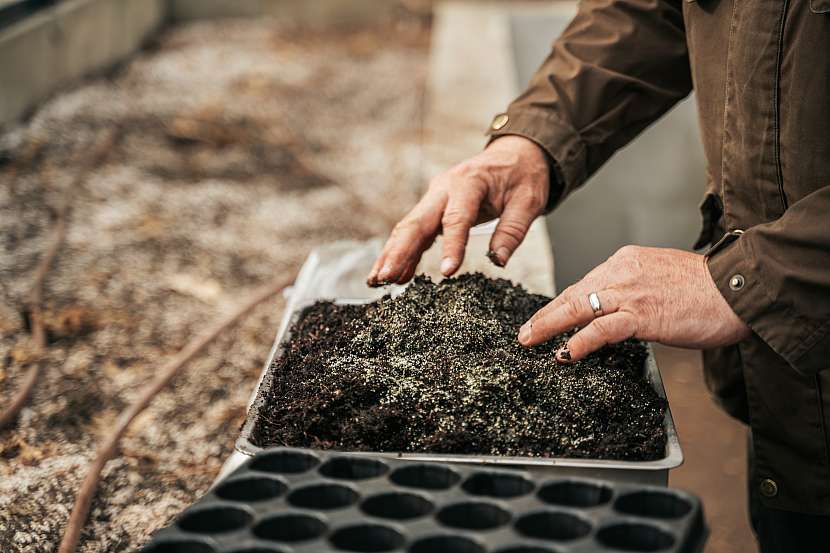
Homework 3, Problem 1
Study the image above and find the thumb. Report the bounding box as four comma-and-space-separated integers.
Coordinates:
488, 200, 536, 267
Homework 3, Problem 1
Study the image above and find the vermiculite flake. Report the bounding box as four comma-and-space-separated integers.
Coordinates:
250, 273, 667, 461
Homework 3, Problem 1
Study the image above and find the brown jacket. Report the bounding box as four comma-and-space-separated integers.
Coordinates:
489, 0, 830, 513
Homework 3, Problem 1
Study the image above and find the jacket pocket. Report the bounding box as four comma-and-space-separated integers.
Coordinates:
812, 0, 830, 13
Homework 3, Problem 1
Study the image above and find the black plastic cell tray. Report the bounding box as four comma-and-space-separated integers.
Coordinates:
141, 447, 706, 553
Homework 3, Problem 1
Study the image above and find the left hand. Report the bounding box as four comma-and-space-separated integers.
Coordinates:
518, 245, 751, 361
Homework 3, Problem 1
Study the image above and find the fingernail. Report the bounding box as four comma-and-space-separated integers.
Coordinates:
518, 323, 532, 344
378, 263, 392, 281
556, 347, 572, 362
496, 247, 510, 266
486, 250, 504, 267
440, 257, 456, 275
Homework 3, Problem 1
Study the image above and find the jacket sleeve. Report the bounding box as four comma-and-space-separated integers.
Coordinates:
487, 0, 693, 207
707, 187, 830, 375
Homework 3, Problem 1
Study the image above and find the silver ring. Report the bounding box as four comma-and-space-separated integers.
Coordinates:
588, 292, 604, 317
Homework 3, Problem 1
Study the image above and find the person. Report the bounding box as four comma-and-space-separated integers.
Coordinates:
366, 0, 830, 551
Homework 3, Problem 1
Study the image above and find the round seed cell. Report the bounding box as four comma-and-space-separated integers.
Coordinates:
141, 540, 216, 553
329, 524, 405, 552
596, 522, 676, 551
361, 491, 434, 520
389, 464, 460, 490
177, 506, 253, 534
436, 501, 511, 530
515, 511, 592, 541
461, 472, 534, 499
538, 480, 613, 508
409, 536, 485, 553
288, 483, 359, 510
318, 457, 389, 480
253, 513, 327, 542
614, 490, 693, 519
249, 450, 319, 474
215, 476, 287, 502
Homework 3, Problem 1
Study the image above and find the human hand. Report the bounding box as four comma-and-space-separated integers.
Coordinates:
367, 135, 550, 286
518, 245, 751, 361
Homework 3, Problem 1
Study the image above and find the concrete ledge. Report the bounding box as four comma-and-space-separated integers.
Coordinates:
0, 0, 166, 128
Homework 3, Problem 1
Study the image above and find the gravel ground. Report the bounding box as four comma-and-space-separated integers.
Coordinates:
0, 14, 428, 552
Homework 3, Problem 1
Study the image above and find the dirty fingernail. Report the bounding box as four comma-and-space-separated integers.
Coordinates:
440, 257, 456, 275
496, 247, 510, 266
518, 323, 531, 344
486, 250, 504, 267
556, 347, 572, 362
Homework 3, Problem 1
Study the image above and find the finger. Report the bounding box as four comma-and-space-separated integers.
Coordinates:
518, 289, 620, 347
487, 198, 537, 267
368, 226, 431, 286
367, 192, 446, 286
369, 222, 436, 286
367, 250, 387, 284
555, 311, 638, 362
396, 258, 418, 284
440, 183, 486, 276
526, 260, 616, 326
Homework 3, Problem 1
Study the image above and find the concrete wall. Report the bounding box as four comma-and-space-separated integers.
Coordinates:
168, 0, 399, 26
0, 0, 166, 128
510, 7, 707, 288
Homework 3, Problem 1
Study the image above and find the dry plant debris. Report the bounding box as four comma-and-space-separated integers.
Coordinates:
251, 274, 668, 461
0, 14, 428, 553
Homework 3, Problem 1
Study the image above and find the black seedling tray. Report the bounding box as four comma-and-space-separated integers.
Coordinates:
141, 447, 706, 553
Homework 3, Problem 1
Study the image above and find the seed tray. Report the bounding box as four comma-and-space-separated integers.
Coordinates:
235, 242, 683, 486
142, 447, 705, 553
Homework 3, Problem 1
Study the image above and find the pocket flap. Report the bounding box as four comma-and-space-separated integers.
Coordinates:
811, 0, 830, 13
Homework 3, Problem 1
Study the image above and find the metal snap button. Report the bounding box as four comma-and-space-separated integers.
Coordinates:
491, 113, 509, 131
729, 274, 745, 291
760, 478, 778, 498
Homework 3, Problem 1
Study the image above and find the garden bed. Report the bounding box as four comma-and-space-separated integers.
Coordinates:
0, 14, 428, 552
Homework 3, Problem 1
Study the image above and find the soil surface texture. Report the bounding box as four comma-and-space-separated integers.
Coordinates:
251, 274, 667, 460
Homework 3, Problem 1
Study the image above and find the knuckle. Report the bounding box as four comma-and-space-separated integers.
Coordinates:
621, 312, 640, 339
614, 245, 643, 273
614, 244, 638, 259
392, 219, 418, 237
521, 187, 547, 212
629, 296, 648, 316
442, 208, 473, 229
592, 318, 614, 340
449, 160, 477, 179
564, 300, 583, 321
560, 284, 578, 302
496, 219, 526, 244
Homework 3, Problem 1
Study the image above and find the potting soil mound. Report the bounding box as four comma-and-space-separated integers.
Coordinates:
250, 273, 667, 460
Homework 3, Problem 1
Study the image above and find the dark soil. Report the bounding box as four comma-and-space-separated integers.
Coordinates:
250, 273, 667, 461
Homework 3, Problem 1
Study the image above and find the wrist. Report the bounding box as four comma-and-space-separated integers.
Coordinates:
487, 135, 546, 165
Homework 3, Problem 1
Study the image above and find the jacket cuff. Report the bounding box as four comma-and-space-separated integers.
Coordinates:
707, 234, 830, 375
486, 107, 587, 211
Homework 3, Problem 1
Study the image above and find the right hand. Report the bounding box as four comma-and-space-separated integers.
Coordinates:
367, 135, 551, 286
